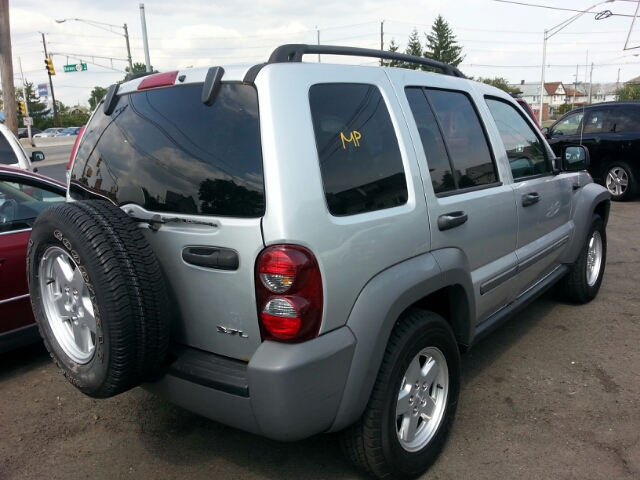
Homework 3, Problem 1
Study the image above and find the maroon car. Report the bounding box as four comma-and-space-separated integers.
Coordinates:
0, 166, 66, 352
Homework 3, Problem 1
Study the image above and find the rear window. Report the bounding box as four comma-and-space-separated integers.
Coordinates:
70, 83, 264, 218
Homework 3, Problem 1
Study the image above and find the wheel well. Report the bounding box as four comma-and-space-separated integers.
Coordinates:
594, 200, 611, 226
409, 284, 471, 347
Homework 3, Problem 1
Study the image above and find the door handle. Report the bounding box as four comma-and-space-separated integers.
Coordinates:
522, 192, 540, 207
182, 247, 239, 270
437, 211, 468, 231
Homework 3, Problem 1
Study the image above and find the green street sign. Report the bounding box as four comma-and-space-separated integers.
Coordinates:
63, 63, 88, 73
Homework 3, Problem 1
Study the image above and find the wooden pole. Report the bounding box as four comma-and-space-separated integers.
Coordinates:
0, 0, 18, 134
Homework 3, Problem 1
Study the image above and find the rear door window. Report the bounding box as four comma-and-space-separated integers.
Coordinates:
406, 87, 498, 193
309, 83, 407, 216
70, 83, 264, 218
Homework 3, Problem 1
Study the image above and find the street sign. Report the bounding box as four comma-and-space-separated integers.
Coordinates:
63, 63, 88, 73
23, 116, 33, 126
37, 83, 48, 97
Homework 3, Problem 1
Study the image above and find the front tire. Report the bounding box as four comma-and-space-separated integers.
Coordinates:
340, 309, 460, 479
28, 200, 170, 398
558, 214, 607, 304
604, 161, 639, 201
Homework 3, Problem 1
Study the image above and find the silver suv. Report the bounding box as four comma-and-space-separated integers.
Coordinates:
27, 45, 610, 479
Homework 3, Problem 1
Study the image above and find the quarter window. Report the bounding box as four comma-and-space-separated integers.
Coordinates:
406, 87, 498, 193
485, 98, 550, 180
309, 83, 407, 216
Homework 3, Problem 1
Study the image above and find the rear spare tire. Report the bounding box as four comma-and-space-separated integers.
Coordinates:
27, 200, 169, 398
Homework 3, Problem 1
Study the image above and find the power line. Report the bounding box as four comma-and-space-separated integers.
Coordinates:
490, 0, 635, 17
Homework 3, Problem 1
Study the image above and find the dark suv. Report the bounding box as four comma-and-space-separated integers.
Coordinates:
545, 101, 640, 201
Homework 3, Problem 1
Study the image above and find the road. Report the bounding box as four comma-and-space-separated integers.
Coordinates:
1, 200, 638, 480
27, 144, 72, 183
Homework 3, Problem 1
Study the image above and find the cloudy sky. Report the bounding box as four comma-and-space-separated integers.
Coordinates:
9, 0, 640, 107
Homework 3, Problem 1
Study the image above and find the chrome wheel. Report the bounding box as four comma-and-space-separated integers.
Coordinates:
605, 166, 628, 197
396, 346, 449, 452
38, 246, 96, 364
586, 230, 603, 287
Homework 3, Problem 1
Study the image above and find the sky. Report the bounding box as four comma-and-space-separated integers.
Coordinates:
8, 0, 640, 107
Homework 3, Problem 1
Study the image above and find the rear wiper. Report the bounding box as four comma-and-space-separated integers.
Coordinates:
132, 214, 218, 231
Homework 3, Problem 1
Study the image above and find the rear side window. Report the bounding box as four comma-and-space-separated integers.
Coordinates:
309, 83, 407, 216
406, 87, 498, 193
70, 83, 264, 217
0, 134, 16, 165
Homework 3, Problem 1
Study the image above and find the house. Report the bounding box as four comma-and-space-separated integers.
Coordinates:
509, 81, 568, 121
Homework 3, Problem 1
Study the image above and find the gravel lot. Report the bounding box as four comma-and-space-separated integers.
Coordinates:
1, 200, 638, 480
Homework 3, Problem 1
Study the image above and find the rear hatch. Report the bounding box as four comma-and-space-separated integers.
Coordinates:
68, 79, 266, 361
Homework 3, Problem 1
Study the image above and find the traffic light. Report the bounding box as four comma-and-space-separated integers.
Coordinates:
18, 101, 26, 116
44, 57, 55, 75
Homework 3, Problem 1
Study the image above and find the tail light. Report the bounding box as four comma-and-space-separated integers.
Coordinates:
255, 245, 323, 342
66, 125, 86, 182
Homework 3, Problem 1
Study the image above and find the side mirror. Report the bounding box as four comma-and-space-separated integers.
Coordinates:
561, 145, 590, 171
31, 151, 45, 162
542, 127, 549, 135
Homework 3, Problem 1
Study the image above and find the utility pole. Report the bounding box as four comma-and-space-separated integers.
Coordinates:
380, 21, 384, 66
123, 23, 133, 74
589, 62, 594, 104
0, 0, 18, 134
316, 26, 320, 63
42, 33, 60, 127
572, 65, 578, 108
139, 3, 151, 72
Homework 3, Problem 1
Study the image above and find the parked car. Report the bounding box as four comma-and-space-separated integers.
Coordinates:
33, 127, 65, 138
0, 123, 45, 170
545, 101, 640, 201
17, 128, 43, 138
54, 127, 82, 137
28, 45, 610, 479
0, 166, 66, 352
511, 94, 542, 131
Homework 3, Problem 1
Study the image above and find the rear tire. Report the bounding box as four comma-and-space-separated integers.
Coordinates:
604, 161, 639, 201
28, 200, 170, 398
340, 309, 460, 479
558, 214, 606, 304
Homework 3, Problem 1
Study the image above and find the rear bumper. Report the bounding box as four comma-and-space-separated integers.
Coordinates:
142, 326, 356, 441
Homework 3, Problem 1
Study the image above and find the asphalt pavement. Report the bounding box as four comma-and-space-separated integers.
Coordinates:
0, 199, 638, 479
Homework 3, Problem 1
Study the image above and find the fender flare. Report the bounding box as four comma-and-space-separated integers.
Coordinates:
329, 249, 474, 432
561, 183, 610, 265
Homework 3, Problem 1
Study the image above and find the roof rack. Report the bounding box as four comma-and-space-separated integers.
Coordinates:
267, 44, 466, 78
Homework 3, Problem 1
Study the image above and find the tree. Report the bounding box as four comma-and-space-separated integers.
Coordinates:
615, 84, 640, 101
88, 86, 108, 110
424, 15, 465, 70
556, 103, 573, 115
121, 62, 155, 83
16, 81, 50, 128
476, 77, 520, 94
382, 38, 403, 67
403, 29, 423, 70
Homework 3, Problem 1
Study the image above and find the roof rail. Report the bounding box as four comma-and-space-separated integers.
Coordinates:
268, 44, 466, 78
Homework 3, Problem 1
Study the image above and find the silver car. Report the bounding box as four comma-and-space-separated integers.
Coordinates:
27, 44, 610, 479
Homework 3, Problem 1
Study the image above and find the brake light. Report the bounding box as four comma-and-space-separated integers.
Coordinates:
66, 125, 86, 172
255, 245, 323, 342
137, 71, 179, 90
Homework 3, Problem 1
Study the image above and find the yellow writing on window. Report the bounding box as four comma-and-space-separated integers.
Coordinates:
340, 130, 362, 149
